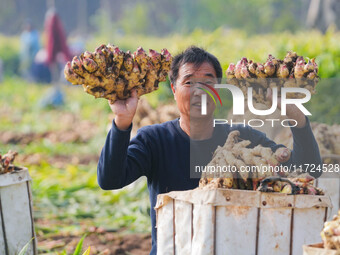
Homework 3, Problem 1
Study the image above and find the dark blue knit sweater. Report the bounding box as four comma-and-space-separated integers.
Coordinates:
97, 117, 321, 255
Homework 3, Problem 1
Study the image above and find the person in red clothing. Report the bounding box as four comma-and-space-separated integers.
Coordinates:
44, 7, 71, 71
39, 7, 72, 107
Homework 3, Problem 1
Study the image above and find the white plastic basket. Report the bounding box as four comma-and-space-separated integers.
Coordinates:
0, 167, 37, 255
156, 188, 332, 255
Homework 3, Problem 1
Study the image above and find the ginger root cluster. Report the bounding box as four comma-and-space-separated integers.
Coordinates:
321, 211, 340, 250
199, 131, 324, 195
64, 44, 172, 103
226, 51, 319, 105
0, 150, 18, 174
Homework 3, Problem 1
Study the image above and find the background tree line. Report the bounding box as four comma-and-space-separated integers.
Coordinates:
0, 0, 339, 36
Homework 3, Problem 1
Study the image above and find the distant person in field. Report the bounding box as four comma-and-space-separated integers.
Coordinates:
39, 7, 71, 107
19, 19, 40, 80
31, 49, 52, 84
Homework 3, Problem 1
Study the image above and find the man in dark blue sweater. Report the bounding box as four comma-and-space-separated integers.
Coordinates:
97, 46, 322, 255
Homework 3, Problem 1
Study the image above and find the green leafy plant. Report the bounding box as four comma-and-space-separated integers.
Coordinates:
17, 236, 91, 255
57, 235, 90, 255
72, 235, 88, 255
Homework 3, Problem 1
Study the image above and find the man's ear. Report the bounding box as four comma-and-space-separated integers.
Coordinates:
170, 83, 176, 100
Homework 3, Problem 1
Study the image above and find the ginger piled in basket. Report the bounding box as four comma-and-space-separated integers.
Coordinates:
0, 150, 18, 174
199, 131, 324, 195
321, 211, 340, 250
226, 51, 319, 105
64, 44, 172, 103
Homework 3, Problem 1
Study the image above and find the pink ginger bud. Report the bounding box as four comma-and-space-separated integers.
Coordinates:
264, 60, 275, 76
4, 158, 10, 166
71, 56, 82, 71
64, 62, 74, 75
241, 65, 250, 79
161, 48, 172, 61
257, 63, 264, 72
286, 51, 297, 59
296, 56, 305, 64
304, 60, 314, 72
241, 57, 248, 64
227, 63, 235, 73
226, 63, 235, 79
248, 62, 257, 75
235, 60, 242, 79
294, 61, 305, 78
284, 51, 297, 64
95, 48, 105, 57
101, 47, 110, 57
311, 58, 318, 72
106, 43, 115, 52
83, 58, 98, 73
95, 44, 106, 52
277, 64, 289, 78
83, 51, 93, 59
134, 47, 146, 59
307, 71, 317, 80
149, 49, 161, 61
112, 46, 122, 56
256, 63, 267, 78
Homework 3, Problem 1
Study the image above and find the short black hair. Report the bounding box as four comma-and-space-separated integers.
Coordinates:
169, 46, 222, 85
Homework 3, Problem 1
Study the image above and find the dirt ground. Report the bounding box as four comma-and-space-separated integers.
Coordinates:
38, 230, 152, 255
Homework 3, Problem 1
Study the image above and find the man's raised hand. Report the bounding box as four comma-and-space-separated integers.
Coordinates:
109, 89, 139, 130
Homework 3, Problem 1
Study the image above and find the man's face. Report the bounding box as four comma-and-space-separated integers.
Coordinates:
171, 62, 217, 120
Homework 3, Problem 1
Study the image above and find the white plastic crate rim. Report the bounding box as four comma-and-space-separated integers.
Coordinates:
155, 188, 332, 255
303, 243, 340, 255
0, 168, 37, 255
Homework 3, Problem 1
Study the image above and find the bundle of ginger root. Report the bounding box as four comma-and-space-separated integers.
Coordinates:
321, 211, 340, 250
64, 44, 172, 103
0, 150, 18, 174
226, 51, 319, 105
199, 130, 324, 195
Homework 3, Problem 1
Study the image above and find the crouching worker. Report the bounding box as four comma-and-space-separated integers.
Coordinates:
97, 46, 322, 255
